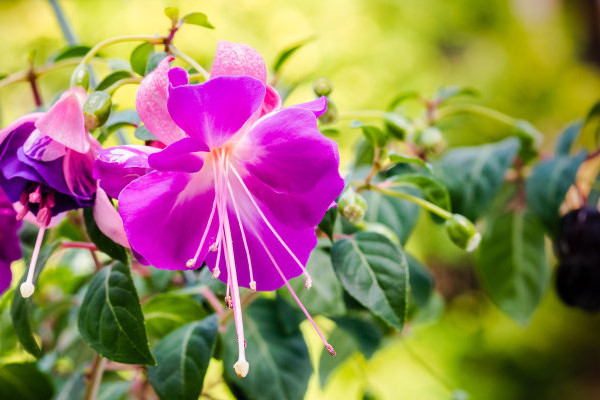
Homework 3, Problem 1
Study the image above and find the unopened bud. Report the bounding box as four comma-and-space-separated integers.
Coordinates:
445, 214, 480, 252
70, 65, 89, 90
338, 188, 367, 223
414, 126, 446, 152
83, 91, 112, 131
313, 77, 333, 97
318, 101, 338, 125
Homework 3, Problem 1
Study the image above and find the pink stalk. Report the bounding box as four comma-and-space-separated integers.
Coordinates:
20, 226, 46, 298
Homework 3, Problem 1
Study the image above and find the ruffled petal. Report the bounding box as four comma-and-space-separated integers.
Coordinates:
135, 56, 186, 145
233, 107, 344, 228
148, 137, 207, 172
167, 76, 265, 149
23, 129, 66, 161
292, 96, 328, 118
118, 168, 219, 269
210, 41, 267, 84
94, 145, 160, 199
93, 187, 129, 248
35, 87, 90, 153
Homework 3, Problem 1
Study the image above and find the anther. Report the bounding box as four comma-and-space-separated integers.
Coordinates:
325, 344, 336, 356
234, 360, 249, 378
36, 206, 51, 227
209, 242, 218, 251
225, 295, 233, 309
186, 259, 196, 269
249, 281, 256, 292
16, 205, 29, 220
212, 266, 220, 279
305, 276, 312, 290
29, 186, 42, 203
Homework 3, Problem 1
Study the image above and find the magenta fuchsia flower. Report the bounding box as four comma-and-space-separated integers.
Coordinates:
0, 187, 21, 293
0, 87, 98, 297
94, 41, 344, 377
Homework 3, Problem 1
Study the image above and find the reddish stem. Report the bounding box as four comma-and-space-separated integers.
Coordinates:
28, 71, 42, 107
62, 242, 98, 251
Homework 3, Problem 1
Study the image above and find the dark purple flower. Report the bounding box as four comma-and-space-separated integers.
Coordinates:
0, 187, 21, 293
95, 42, 344, 376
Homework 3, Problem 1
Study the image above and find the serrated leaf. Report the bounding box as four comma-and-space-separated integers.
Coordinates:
0, 363, 54, 400
223, 298, 312, 400
406, 253, 434, 308
526, 152, 586, 235
50, 45, 91, 62
389, 154, 432, 172
164, 7, 179, 22
95, 70, 133, 91
148, 316, 218, 400
11, 240, 61, 358
391, 173, 451, 211
83, 207, 128, 264
181, 12, 214, 29
273, 38, 312, 73
555, 120, 583, 156
436, 137, 520, 220
477, 210, 549, 324
130, 42, 154, 76
351, 121, 389, 147
143, 293, 207, 339
145, 51, 167, 75
78, 262, 155, 365
134, 124, 158, 141
331, 232, 409, 330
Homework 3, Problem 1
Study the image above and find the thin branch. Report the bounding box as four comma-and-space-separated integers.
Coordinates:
84, 355, 107, 400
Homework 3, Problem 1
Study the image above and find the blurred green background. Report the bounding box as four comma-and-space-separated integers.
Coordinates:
1, 0, 600, 399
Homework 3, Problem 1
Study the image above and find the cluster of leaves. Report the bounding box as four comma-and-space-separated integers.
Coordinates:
1, 6, 600, 400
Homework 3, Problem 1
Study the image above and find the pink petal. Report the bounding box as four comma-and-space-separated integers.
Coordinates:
23, 129, 66, 161
93, 187, 130, 248
135, 57, 186, 145
260, 85, 282, 117
210, 41, 267, 84
62, 138, 99, 200
292, 96, 328, 118
0, 113, 44, 145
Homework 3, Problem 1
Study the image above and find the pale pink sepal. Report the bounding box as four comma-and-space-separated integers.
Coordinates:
135, 56, 186, 145
0, 113, 44, 145
63, 137, 100, 199
93, 187, 130, 248
23, 129, 67, 161
35, 87, 90, 154
210, 41, 267, 84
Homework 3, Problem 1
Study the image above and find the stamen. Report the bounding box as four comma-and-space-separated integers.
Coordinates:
229, 164, 313, 287
188, 193, 219, 269
254, 233, 335, 355
29, 185, 42, 203
20, 226, 46, 298
16, 205, 29, 221
225, 295, 233, 309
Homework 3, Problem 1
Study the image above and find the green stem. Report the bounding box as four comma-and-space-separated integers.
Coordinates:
104, 77, 142, 95
47, 0, 78, 45
436, 104, 516, 126
338, 110, 387, 120
78, 35, 167, 67
363, 183, 453, 220
169, 45, 210, 80
0, 57, 86, 89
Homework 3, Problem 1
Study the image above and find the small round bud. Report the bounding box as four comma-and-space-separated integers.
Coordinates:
318, 101, 338, 125
20, 281, 35, 298
414, 127, 446, 152
313, 77, 333, 97
83, 91, 112, 131
338, 188, 367, 224
70, 65, 89, 90
445, 214, 480, 252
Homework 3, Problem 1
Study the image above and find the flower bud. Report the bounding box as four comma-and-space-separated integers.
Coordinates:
70, 65, 89, 90
319, 101, 338, 125
445, 214, 480, 252
83, 91, 112, 131
338, 188, 367, 223
313, 77, 333, 97
414, 126, 446, 152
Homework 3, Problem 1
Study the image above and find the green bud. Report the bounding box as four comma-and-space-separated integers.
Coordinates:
83, 91, 112, 131
313, 77, 333, 97
319, 101, 338, 125
414, 126, 446, 152
445, 214, 480, 252
338, 188, 367, 223
70, 65, 89, 90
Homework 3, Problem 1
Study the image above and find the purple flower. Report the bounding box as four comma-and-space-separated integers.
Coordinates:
95, 42, 344, 376
0, 87, 99, 297
0, 187, 21, 294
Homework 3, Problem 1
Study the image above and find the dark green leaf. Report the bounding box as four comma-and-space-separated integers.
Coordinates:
273, 38, 312, 73
11, 241, 62, 358
318, 207, 337, 241
526, 152, 586, 235
389, 154, 432, 172
477, 210, 549, 324
436, 137, 520, 220
78, 262, 155, 365
514, 119, 542, 163
134, 124, 158, 141
148, 316, 218, 400
383, 112, 410, 140
331, 232, 409, 330
105, 109, 140, 132
555, 120, 583, 156
181, 12, 214, 29
142, 293, 207, 339
0, 363, 54, 400
95, 70, 133, 91
223, 298, 312, 400
391, 173, 451, 211
50, 45, 91, 62
83, 207, 128, 264
435, 85, 479, 104
130, 42, 154, 76
351, 121, 389, 147
145, 51, 168, 75
406, 253, 434, 308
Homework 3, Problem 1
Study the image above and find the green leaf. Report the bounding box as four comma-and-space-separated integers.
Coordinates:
145, 51, 168, 75
351, 121, 389, 147
387, 91, 419, 110
406, 253, 434, 308
477, 210, 549, 324
389, 154, 432, 172
280, 248, 346, 316
273, 38, 312, 73
436, 137, 520, 220
134, 124, 158, 141
95, 70, 133, 91
164, 7, 179, 22
148, 316, 218, 400
104, 109, 140, 132
391, 173, 451, 211
514, 119, 542, 163
83, 207, 128, 264
331, 232, 409, 330
0, 363, 54, 399
318, 207, 337, 241
526, 152, 586, 235
435, 85, 479, 104
142, 293, 207, 339
383, 112, 411, 140
181, 12, 214, 29
78, 262, 155, 365
318, 327, 356, 387
11, 240, 62, 358
555, 120, 583, 156
50, 45, 92, 62
130, 42, 154, 76
223, 298, 312, 400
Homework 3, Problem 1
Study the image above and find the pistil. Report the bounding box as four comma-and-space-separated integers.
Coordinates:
20, 226, 46, 298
